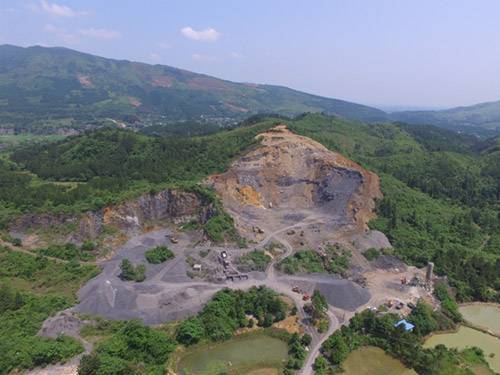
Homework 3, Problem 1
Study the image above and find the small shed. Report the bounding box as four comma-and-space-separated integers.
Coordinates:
193, 264, 202, 271
394, 319, 415, 332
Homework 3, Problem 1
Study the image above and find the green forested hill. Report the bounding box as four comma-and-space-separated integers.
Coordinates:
2, 114, 498, 302
0, 45, 386, 133
391, 101, 500, 136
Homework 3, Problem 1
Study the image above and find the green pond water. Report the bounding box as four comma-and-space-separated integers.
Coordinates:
424, 326, 500, 373
176, 335, 288, 375
342, 346, 416, 375
460, 304, 500, 334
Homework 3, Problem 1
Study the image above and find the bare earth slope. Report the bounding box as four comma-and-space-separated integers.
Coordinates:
210, 124, 382, 241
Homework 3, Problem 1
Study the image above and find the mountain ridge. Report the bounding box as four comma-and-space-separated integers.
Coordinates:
391, 99, 500, 136
0, 44, 387, 133
2, 44, 500, 136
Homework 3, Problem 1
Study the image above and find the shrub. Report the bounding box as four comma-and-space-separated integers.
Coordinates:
119, 259, 146, 282
176, 317, 204, 346
80, 320, 176, 374
11, 238, 22, 247
237, 250, 271, 272
145, 246, 174, 264
363, 248, 381, 261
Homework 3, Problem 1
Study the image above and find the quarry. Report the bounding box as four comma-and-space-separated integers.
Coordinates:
19, 125, 437, 375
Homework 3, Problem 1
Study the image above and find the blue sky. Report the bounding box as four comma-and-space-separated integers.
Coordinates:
1, 0, 499, 108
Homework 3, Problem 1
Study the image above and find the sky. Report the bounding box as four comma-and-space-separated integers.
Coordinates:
1, 0, 500, 109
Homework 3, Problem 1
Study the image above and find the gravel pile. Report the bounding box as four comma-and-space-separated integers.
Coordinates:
316, 279, 371, 311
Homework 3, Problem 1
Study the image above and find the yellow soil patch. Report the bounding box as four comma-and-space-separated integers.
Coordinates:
236, 185, 263, 207
264, 250, 274, 259
280, 295, 295, 308
273, 315, 302, 334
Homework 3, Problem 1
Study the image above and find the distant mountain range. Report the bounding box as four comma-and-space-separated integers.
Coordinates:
0, 44, 386, 133
390, 101, 500, 136
0, 44, 499, 136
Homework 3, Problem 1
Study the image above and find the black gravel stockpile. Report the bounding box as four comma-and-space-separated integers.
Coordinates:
316, 279, 371, 311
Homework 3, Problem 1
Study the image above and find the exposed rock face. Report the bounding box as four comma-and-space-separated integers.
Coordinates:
97, 189, 212, 231
11, 189, 214, 242
210, 125, 382, 238
350, 230, 392, 251
38, 309, 87, 340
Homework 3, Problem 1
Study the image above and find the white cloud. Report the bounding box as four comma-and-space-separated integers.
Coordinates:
148, 52, 161, 62
229, 51, 243, 59
44, 24, 121, 43
157, 42, 172, 49
39, 0, 86, 17
44, 23, 78, 43
181, 26, 220, 41
192, 53, 218, 62
79, 28, 121, 39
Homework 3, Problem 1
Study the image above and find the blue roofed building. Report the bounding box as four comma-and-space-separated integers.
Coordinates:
394, 319, 415, 332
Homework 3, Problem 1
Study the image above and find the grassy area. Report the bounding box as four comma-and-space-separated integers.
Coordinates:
341, 346, 416, 375
237, 250, 271, 272
79, 320, 176, 375
0, 246, 99, 373
278, 250, 324, 274
145, 245, 174, 264
278, 245, 351, 276
33, 242, 96, 261
0, 285, 84, 374
0, 246, 100, 302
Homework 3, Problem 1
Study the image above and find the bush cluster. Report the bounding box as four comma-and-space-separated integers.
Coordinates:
145, 246, 174, 264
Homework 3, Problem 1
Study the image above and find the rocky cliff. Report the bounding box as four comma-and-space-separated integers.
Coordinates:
11, 188, 214, 243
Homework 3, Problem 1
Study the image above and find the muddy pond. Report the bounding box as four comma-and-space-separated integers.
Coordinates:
341, 346, 416, 375
423, 304, 500, 373
460, 304, 500, 334
175, 334, 288, 375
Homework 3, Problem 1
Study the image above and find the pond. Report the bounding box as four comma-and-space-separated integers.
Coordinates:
342, 346, 416, 375
424, 326, 500, 373
460, 304, 500, 334
175, 334, 288, 375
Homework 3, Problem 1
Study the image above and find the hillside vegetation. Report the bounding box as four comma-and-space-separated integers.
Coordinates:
2, 114, 499, 303
0, 44, 386, 133
0, 245, 99, 373
392, 101, 500, 136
